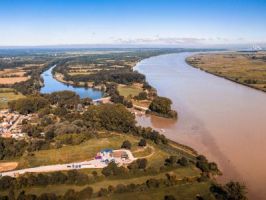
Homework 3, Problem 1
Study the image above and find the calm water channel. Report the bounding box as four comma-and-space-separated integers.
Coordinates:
40, 66, 103, 99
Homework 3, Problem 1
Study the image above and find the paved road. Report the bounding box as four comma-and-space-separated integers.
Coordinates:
1, 160, 106, 177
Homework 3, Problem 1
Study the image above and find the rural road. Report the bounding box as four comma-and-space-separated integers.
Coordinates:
1, 160, 106, 177
1, 149, 135, 177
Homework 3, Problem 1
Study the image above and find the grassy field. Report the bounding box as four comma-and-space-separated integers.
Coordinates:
187, 52, 266, 92
117, 84, 142, 97
8, 166, 202, 198
0, 131, 212, 199
0, 88, 25, 109
16, 133, 176, 170
94, 182, 215, 200
17, 134, 140, 169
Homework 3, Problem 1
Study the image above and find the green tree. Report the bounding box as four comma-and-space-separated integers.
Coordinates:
178, 157, 189, 166
121, 140, 132, 149
9, 96, 49, 114
149, 96, 172, 114
138, 139, 147, 147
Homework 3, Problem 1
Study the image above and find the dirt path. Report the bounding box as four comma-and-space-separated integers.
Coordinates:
133, 145, 155, 159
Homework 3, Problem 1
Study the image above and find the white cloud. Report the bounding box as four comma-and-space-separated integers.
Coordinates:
112, 36, 257, 45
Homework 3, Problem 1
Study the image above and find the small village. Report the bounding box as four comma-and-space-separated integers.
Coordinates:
0, 110, 33, 139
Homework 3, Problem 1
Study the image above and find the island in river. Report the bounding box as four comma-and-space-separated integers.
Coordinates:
186, 52, 266, 92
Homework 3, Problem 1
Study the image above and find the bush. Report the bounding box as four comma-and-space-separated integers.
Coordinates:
138, 139, 147, 147
137, 159, 147, 169
178, 157, 189, 166
102, 162, 127, 177
165, 156, 178, 166
128, 159, 148, 170
134, 91, 147, 100
164, 195, 176, 200
121, 140, 132, 149
210, 181, 247, 200
78, 186, 93, 199
196, 155, 219, 173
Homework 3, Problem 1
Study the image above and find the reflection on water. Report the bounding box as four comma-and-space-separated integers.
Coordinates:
135, 53, 266, 200
40, 66, 103, 99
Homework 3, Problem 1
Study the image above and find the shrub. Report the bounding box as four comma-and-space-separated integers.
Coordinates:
138, 139, 147, 147
164, 195, 176, 200
128, 159, 148, 170
102, 162, 127, 177
121, 140, 132, 149
178, 157, 189, 166
134, 91, 147, 100
165, 156, 178, 166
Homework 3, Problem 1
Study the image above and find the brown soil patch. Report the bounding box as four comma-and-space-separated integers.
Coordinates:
0, 162, 18, 172
0, 76, 29, 84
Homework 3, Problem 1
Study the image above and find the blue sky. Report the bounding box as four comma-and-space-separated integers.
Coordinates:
0, 0, 266, 46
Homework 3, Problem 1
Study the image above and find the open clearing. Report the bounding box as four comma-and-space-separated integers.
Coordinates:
16, 134, 141, 169
187, 52, 266, 92
118, 84, 142, 97
0, 88, 25, 109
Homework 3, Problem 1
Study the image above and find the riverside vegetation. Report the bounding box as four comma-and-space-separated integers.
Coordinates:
0, 49, 247, 200
186, 51, 266, 92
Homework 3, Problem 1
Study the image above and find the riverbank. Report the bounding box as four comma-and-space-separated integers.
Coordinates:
186, 52, 266, 93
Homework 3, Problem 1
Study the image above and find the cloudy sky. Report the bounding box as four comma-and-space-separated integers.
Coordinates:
0, 0, 266, 47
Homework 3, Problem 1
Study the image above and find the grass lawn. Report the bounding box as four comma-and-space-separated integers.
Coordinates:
94, 182, 215, 200
17, 134, 140, 169
0, 132, 207, 199
187, 52, 266, 92
132, 99, 151, 108
117, 84, 142, 97
0, 88, 25, 109
13, 166, 201, 197
132, 146, 153, 158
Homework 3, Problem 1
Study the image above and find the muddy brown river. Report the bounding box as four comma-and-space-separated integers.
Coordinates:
134, 52, 266, 200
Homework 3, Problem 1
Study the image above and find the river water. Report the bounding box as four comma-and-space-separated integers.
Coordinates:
40, 66, 103, 99
135, 52, 266, 200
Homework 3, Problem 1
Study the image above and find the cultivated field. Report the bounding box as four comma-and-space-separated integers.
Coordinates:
187, 52, 266, 92
0, 68, 30, 84
0, 88, 25, 109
